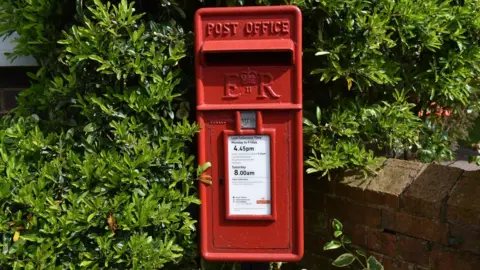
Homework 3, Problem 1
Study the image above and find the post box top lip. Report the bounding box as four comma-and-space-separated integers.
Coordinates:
194, 5, 303, 107
194, 6, 302, 51
194, 5, 301, 19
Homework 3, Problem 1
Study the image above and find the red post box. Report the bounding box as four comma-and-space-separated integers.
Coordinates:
195, 6, 303, 262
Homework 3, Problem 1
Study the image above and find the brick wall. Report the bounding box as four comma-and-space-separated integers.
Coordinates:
294, 159, 480, 270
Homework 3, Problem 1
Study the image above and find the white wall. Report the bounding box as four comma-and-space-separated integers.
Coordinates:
0, 33, 37, 66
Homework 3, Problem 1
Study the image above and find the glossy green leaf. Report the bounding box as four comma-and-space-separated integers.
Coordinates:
87, 213, 95, 223
332, 253, 356, 267
83, 123, 97, 133
367, 256, 384, 270
316, 107, 321, 122
200, 162, 212, 172
356, 247, 367, 259
332, 219, 343, 231
79, 261, 93, 267
341, 235, 352, 244
323, 240, 342, 251
303, 118, 315, 127
88, 55, 103, 63
315, 51, 330, 56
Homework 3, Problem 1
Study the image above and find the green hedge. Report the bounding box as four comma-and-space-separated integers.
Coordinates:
0, 0, 205, 268
301, 0, 480, 176
1, 0, 479, 269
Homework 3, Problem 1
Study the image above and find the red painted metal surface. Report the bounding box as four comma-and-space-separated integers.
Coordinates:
195, 6, 303, 262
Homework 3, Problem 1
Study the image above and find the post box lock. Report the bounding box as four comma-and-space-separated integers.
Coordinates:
240, 111, 256, 129
195, 6, 303, 262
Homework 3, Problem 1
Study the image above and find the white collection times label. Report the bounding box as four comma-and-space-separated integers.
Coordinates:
227, 135, 271, 216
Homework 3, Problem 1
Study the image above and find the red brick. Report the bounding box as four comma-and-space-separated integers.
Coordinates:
304, 172, 331, 192
342, 223, 366, 247
332, 159, 424, 207
365, 228, 396, 256
396, 235, 430, 267
304, 210, 329, 236
402, 164, 462, 219
370, 252, 416, 270
430, 247, 480, 270
461, 170, 480, 179
304, 189, 326, 212
446, 173, 480, 226
326, 195, 381, 227
365, 159, 424, 209
449, 224, 480, 255
332, 170, 369, 203
382, 209, 449, 244
304, 232, 329, 256
319, 222, 366, 261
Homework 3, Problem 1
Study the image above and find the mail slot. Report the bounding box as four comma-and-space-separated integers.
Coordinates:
195, 6, 303, 262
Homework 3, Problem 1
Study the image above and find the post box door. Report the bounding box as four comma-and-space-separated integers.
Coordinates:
202, 110, 296, 249
195, 6, 303, 262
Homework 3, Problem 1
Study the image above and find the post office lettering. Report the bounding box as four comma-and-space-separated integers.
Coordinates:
245, 21, 289, 35
206, 22, 239, 36
206, 21, 289, 37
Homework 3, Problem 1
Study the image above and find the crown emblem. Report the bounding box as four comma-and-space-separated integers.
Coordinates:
240, 72, 258, 86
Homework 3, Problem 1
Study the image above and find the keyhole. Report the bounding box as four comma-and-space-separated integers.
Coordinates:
219, 177, 224, 185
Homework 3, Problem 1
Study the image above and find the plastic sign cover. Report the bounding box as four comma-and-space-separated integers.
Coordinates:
227, 135, 271, 216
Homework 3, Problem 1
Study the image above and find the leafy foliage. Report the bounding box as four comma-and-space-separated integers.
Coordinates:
2, 0, 480, 268
0, 0, 205, 268
199, 0, 480, 178
304, 90, 419, 179
300, 0, 480, 175
324, 219, 384, 270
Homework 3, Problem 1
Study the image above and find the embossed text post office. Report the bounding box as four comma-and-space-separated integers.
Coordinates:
195, 6, 303, 262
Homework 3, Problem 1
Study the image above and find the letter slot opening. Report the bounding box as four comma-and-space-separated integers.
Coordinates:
203, 51, 293, 66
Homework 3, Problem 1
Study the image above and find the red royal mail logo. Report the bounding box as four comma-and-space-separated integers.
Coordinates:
224, 71, 281, 100
240, 72, 258, 86
256, 198, 271, 204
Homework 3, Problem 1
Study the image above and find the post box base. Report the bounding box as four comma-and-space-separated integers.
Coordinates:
201, 251, 303, 262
